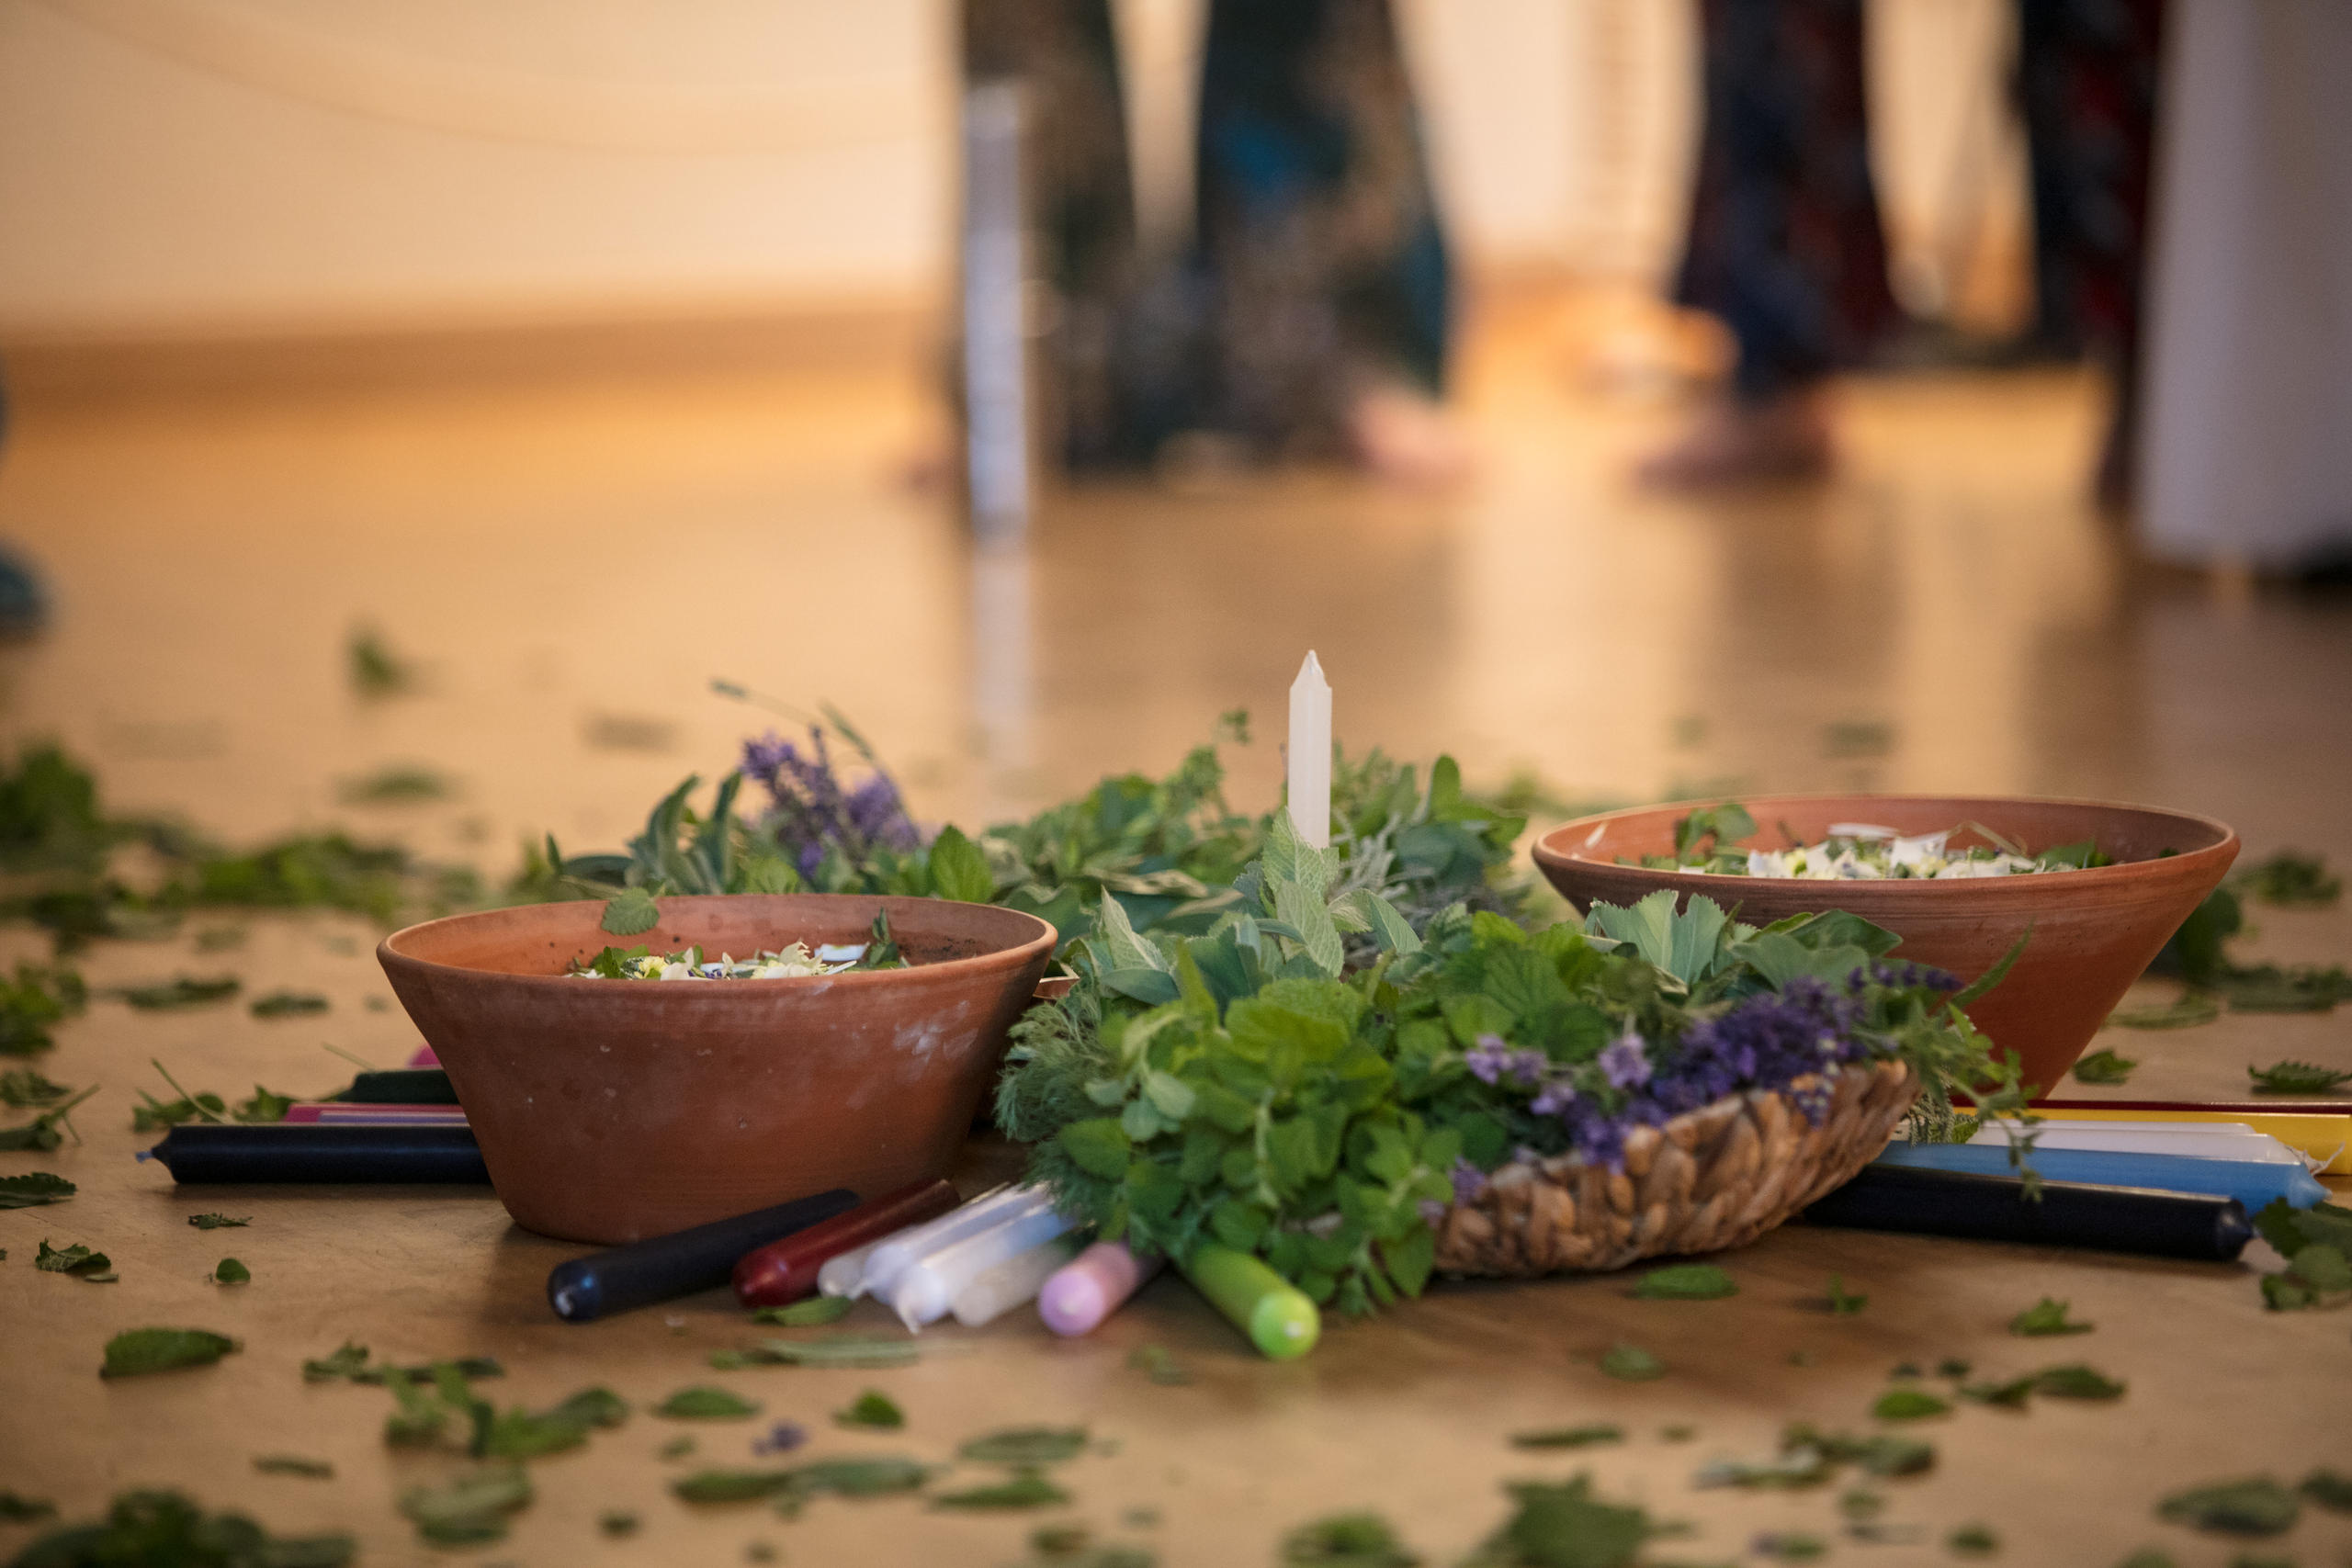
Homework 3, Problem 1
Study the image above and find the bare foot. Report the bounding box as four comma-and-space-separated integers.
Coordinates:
1638, 390, 1832, 489
1345, 385, 1473, 489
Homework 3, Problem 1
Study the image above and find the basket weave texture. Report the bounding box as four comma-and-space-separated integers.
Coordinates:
1432, 1059, 1919, 1276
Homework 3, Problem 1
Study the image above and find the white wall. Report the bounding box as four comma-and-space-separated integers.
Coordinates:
0, 0, 2018, 341
0, 0, 952, 336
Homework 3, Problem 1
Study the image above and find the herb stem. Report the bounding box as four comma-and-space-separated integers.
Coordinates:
150, 1058, 225, 1123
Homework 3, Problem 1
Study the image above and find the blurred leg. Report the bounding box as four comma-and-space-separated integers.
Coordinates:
963, 0, 1140, 471
2015, 0, 2165, 507
1191, 0, 1462, 480
1646, 0, 1896, 485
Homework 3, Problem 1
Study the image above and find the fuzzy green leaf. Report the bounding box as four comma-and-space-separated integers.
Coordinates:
0, 1172, 74, 1209
928, 825, 995, 903
601, 886, 660, 935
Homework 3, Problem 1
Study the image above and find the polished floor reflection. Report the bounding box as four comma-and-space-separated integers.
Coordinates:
6, 293, 2347, 872
2, 288, 2348, 1564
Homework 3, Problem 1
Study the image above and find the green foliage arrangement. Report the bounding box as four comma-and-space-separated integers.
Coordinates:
998, 813, 2025, 1317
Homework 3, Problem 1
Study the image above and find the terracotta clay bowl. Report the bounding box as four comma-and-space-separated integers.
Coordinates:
1532, 795, 2237, 1093
379, 894, 1056, 1244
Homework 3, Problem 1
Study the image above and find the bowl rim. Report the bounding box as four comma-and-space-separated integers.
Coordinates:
1532, 792, 2238, 892
379, 891, 1059, 990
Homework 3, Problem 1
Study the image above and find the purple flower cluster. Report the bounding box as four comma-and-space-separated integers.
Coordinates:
1497, 978, 1876, 1171
740, 726, 919, 880
1464, 1032, 1546, 1089
1858, 960, 1962, 995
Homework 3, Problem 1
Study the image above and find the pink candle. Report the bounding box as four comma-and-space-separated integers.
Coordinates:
1037, 1241, 1161, 1337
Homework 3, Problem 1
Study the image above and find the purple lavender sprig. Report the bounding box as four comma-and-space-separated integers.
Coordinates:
740, 725, 919, 881
1482, 978, 1878, 1172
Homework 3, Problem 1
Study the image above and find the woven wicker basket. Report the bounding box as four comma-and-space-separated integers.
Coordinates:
1432, 1059, 1919, 1276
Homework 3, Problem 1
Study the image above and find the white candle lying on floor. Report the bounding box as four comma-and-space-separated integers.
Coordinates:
887, 1188, 1075, 1330
1287, 650, 1331, 849
951, 1235, 1081, 1327
817, 1241, 878, 1300
854, 1182, 1020, 1301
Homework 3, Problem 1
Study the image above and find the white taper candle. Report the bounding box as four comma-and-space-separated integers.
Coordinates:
1287, 650, 1331, 849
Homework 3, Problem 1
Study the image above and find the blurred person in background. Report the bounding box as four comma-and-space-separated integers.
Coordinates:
963, 0, 1464, 486
1644, 0, 2163, 501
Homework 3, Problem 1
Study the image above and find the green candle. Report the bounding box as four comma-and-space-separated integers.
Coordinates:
1183, 1244, 1321, 1360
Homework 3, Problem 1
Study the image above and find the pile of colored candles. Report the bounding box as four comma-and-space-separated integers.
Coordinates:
721, 1180, 1319, 1359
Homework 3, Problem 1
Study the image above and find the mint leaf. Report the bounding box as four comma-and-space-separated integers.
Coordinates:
834, 1390, 904, 1430
210, 1258, 250, 1285
400, 1465, 533, 1547
187, 1213, 249, 1229
1599, 1344, 1663, 1382
927, 825, 994, 903
0, 1172, 74, 1208
2248, 1059, 2352, 1094
2157, 1476, 2299, 1536
601, 887, 659, 936
253, 1456, 334, 1478
35, 1239, 111, 1280
1278, 1512, 1417, 1566
1825, 1274, 1867, 1315
2031, 1363, 2125, 1401
1058, 1118, 1132, 1179
2009, 1297, 2092, 1337
2070, 1048, 2136, 1084
1870, 1389, 1950, 1421
102, 1327, 239, 1377
1126, 1345, 1190, 1386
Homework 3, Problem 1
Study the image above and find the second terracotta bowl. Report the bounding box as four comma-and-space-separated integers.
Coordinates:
379, 894, 1057, 1244
1532, 795, 2236, 1093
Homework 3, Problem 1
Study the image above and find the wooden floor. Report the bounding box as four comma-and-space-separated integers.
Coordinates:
1, 294, 2347, 1565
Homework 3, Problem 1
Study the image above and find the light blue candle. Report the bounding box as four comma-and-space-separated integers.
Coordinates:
1874, 1142, 2327, 1211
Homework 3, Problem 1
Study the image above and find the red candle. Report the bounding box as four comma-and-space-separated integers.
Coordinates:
730, 1179, 960, 1308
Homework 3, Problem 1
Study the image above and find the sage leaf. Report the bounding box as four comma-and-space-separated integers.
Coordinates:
754, 1294, 853, 1327
957, 1427, 1089, 1466
1510, 1425, 1623, 1450
249, 991, 330, 1019
1630, 1263, 1736, 1300
253, 1456, 334, 1478
656, 1386, 762, 1420
933, 1471, 1069, 1511
187, 1213, 249, 1229
399, 1464, 532, 1547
